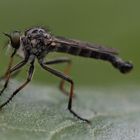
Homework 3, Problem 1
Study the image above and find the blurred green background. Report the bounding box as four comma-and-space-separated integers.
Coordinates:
0, 0, 139, 87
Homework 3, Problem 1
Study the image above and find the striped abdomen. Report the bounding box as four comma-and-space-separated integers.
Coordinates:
55, 44, 133, 73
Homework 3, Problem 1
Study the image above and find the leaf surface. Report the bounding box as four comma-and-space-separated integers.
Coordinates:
0, 81, 140, 140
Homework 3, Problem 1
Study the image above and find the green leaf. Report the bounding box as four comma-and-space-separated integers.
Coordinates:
0, 80, 140, 140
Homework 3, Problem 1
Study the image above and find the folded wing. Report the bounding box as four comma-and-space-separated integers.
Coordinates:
52, 36, 118, 56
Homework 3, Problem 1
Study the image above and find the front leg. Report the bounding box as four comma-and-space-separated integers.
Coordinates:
39, 61, 90, 123
0, 57, 29, 96
0, 70, 21, 81
1, 49, 17, 79
0, 61, 34, 109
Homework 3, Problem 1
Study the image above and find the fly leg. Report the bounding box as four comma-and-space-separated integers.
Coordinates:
0, 61, 34, 109
45, 57, 72, 96
0, 57, 29, 96
1, 49, 17, 80
39, 61, 90, 123
0, 70, 21, 81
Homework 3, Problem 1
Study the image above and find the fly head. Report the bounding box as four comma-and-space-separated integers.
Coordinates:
4, 31, 21, 49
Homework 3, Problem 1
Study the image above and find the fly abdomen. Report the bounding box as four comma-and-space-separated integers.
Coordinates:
90, 52, 133, 73
57, 45, 96, 57
110, 57, 133, 73
90, 51, 133, 73
55, 43, 133, 73
56, 45, 82, 55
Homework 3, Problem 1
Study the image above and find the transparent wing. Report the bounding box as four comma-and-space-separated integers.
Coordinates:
53, 36, 118, 55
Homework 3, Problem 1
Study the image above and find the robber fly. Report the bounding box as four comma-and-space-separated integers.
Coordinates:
0, 27, 133, 123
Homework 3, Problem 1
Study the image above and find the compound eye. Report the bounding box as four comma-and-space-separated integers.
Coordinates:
4, 31, 21, 49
